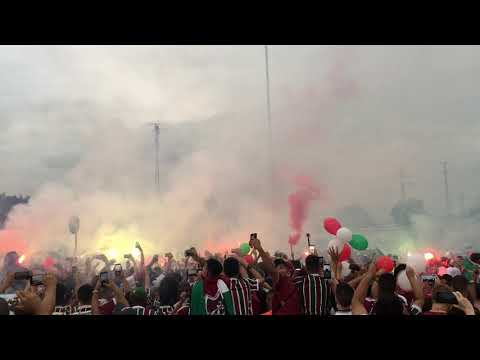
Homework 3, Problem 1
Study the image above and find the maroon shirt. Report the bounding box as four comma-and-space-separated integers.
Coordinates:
421, 311, 447, 316
272, 275, 300, 315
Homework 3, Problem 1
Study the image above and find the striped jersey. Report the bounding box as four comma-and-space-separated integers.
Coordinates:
295, 274, 331, 315
228, 277, 259, 315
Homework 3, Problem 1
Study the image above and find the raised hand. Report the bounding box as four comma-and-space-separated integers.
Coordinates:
328, 247, 340, 265
16, 289, 43, 315
452, 291, 475, 315
405, 265, 416, 278
249, 237, 262, 251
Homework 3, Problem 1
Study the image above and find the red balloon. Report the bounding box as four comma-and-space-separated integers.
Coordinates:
376, 256, 394, 273
339, 243, 351, 262
243, 254, 254, 265
324, 217, 342, 235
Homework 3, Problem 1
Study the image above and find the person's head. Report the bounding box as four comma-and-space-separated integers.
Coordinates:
206, 258, 223, 279
0, 298, 9, 315
373, 296, 405, 315
4, 251, 18, 267
377, 273, 396, 301
128, 287, 148, 307
305, 255, 321, 274
439, 274, 453, 287
223, 257, 240, 278
274, 258, 293, 277
77, 284, 93, 306
55, 283, 69, 306
431, 284, 454, 312
158, 273, 181, 307
452, 275, 468, 297
335, 282, 354, 310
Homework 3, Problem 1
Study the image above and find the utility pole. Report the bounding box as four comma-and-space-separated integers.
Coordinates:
441, 161, 450, 215
459, 192, 465, 217
149, 122, 162, 190
264, 45, 275, 204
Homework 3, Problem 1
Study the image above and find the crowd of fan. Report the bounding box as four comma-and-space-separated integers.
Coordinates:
0, 237, 479, 315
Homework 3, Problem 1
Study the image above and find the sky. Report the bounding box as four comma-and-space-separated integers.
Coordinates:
2, 45, 480, 256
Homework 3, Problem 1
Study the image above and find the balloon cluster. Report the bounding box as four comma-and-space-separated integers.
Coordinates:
323, 217, 370, 262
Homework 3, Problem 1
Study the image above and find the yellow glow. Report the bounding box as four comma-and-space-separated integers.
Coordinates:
407, 252, 411, 257
105, 249, 119, 259
132, 247, 141, 260
94, 224, 151, 259
18, 254, 25, 264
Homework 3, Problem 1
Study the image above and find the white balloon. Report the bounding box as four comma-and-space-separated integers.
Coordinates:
396, 270, 412, 291
407, 253, 425, 274
328, 238, 341, 251
336, 227, 352, 244
341, 261, 351, 279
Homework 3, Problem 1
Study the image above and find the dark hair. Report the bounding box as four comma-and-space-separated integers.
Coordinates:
305, 255, 321, 273
373, 296, 404, 315
432, 284, 452, 303
206, 258, 223, 278
393, 264, 406, 281
158, 273, 181, 307
336, 282, 354, 308
0, 298, 9, 315
77, 284, 93, 305
377, 273, 396, 300
476, 283, 480, 300
440, 274, 453, 287
452, 275, 468, 295
223, 257, 240, 278
55, 283, 69, 306
273, 258, 287, 268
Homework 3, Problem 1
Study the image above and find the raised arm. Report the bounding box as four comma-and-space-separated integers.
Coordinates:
352, 262, 378, 315
91, 280, 102, 315
405, 266, 424, 310
0, 272, 14, 293
106, 280, 129, 307
136, 242, 145, 271
38, 273, 58, 315
190, 248, 206, 268
249, 238, 278, 285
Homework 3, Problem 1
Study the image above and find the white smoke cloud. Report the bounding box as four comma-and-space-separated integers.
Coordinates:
3, 45, 480, 257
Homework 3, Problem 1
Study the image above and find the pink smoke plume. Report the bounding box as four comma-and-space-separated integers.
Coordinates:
288, 175, 322, 246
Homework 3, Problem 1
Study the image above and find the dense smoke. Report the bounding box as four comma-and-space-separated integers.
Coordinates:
2, 46, 480, 258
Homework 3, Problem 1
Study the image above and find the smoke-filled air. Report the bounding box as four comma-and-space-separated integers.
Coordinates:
2, 45, 480, 261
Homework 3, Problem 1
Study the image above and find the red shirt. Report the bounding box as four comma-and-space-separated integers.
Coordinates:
272, 275, 300, 315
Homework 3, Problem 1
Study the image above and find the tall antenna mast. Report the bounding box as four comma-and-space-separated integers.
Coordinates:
264, 45, 274, 204
441, 161, 450, 216
149, 122, 162, 190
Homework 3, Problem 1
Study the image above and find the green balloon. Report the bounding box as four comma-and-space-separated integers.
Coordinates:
239, 243, 251, 256
349, 234, 369, 251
